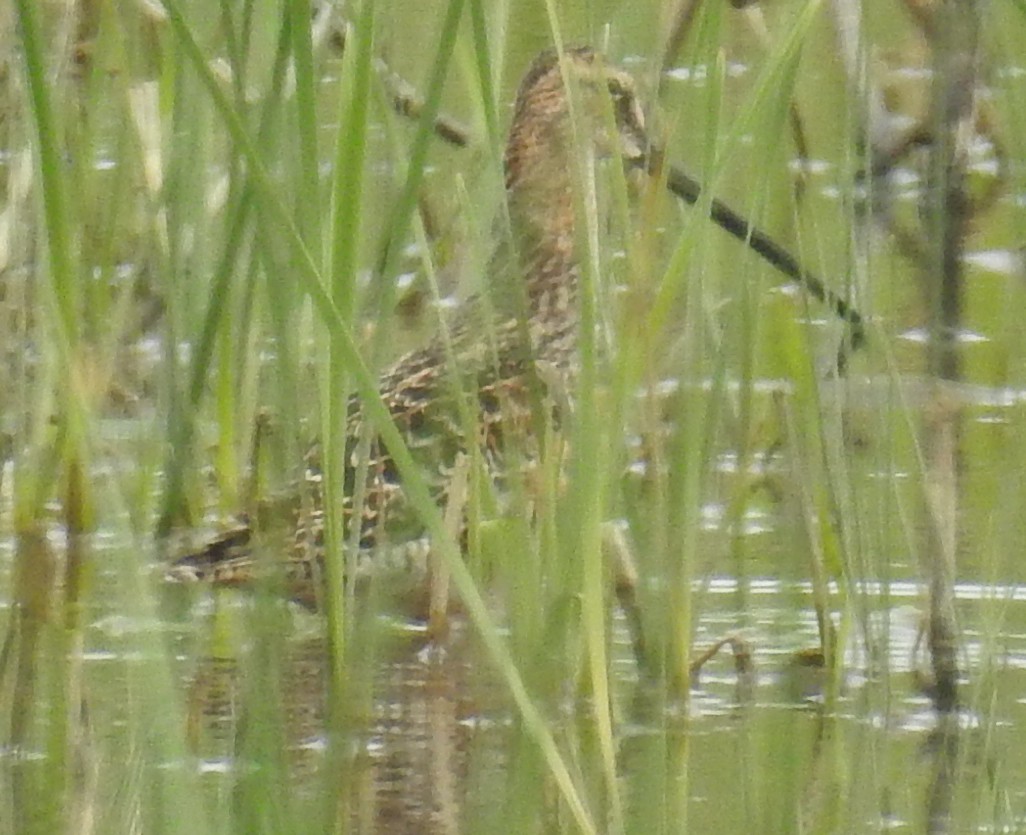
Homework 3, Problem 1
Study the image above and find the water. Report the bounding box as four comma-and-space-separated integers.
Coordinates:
51, 563, 1026, 832
4, 4, 1026, 832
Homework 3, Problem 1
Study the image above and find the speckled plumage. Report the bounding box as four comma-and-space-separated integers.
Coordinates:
168, 48, 647, 603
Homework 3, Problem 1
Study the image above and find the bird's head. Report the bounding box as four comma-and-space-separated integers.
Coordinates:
505, 47, 648, 190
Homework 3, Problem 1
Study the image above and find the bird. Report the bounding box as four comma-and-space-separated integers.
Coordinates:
168, 47, 650, 647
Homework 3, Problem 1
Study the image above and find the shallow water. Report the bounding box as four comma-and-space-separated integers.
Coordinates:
41, 564, 1022, 833
4, 4, 1026, 833
3, 368, 1026, 831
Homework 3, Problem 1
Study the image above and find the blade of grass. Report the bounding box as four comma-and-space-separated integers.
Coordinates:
13, 5, 89, 829
318, 0, 375, 826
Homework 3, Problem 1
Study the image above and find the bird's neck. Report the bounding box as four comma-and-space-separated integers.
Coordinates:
502, 105, 585, 319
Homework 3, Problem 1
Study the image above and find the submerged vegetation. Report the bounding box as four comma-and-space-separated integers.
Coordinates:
2, 0, 1026, 832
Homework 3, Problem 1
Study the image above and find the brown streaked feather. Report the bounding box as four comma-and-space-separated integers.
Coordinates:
167, 48, 646, 601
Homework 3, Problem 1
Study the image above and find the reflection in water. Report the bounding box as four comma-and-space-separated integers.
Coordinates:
924, 719, 959, 835
173, 580, 1026, 833
362, 635, 475, 835
185, 623, 499, 834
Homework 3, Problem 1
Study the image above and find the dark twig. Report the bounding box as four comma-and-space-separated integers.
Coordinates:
643, 152, 866, 352
378, 60, 471, 148
380, 60, 866, 353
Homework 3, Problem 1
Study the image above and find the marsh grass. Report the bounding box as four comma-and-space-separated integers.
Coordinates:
4, 0, 1026, 832
2, 1, 852, 831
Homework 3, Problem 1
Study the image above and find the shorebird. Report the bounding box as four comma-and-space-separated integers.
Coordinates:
169, 47, 650, 645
